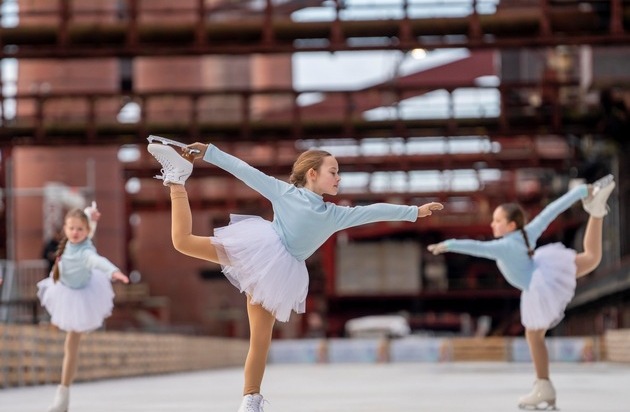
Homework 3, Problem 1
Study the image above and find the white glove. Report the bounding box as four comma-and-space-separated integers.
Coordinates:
84, 201, 99, 239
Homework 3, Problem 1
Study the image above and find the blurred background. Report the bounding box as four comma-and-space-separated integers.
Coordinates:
0, 0, 629, 384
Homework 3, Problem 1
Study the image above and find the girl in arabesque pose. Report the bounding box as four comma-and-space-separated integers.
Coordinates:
428, 174, 615, 410
147, 140, 443, 412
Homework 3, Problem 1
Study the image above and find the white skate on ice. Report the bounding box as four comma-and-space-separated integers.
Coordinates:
518, 379, 558, 410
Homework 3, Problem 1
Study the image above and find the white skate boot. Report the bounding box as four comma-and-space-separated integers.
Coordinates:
518, 379, 557, 410
237, 393, 266, 412
147, 143, 193, 186
47, 385, 69, 412
582, 174, 615, 218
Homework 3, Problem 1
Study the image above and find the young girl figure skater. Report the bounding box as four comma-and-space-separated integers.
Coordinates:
427, 175, 615, 410
37, 205, 129, 412
147, 141, 444, 412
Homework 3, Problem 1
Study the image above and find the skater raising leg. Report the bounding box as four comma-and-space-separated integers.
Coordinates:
148, 139, 443, 412
428, 175, 615, 410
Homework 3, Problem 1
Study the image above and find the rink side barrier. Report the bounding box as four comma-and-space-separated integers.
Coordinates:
2, 326, 628, 388
0, 324, 248, 388
268, 333, 630, 364
604, 329, 630, 362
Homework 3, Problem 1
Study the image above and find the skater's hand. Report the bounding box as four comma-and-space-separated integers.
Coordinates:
418, 202, 443, 218
427, 243, 447, 255
85, 201, 101, 222
185, 142, 209, 160
84, 201, 100, 239
111, 271, 130, 284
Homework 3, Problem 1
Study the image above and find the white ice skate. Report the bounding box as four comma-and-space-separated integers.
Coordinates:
582, 174, 615, 218
147, 143, 193, 186
237, 393, 267, 412
47, 385, 69, 412
147, 135, 201, 154
518, 379, 557, 410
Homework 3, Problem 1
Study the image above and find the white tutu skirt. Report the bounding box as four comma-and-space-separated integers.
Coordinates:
520, 243, 577, 330
37, 270, 115, 332
212, 214, 309, 322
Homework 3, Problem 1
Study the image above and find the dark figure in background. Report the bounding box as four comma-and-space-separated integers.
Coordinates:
599, 88, 629, 146
42, 228, 63, 277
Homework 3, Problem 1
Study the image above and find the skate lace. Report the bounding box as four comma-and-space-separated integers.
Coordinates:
151, 152, 174, 180
244, 395, 268, 412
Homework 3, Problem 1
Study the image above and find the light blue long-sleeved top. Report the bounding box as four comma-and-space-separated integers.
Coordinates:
59, 239, 120, 289
443, 185, 588, 291
203, 145, 419, 261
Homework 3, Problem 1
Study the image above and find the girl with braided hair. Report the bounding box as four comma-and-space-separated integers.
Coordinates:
427, 175, 616, 410
37, 206, 128, 412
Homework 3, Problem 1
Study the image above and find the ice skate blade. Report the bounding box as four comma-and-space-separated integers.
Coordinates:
147, 135, 200, 154
518, 402, 558, 411
591, 174, 614, 190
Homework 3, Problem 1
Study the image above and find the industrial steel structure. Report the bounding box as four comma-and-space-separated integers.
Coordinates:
1, 0, 629, 338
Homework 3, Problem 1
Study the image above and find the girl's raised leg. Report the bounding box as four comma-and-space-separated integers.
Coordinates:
574, 216, 604, 277
169, 184, 221, 263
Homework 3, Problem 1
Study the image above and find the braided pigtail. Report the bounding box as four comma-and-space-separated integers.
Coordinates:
519, 228, 535, 258
52, 237, 68, 283
500, 203, 534, 259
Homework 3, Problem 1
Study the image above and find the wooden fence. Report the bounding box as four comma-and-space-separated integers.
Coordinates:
604, 329, 630, 362
0, 324, 248, 388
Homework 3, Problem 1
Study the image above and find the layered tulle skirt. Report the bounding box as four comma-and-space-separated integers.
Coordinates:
520, 243, 577, 330
37, 270, 115, 332
212, 214, 309, 322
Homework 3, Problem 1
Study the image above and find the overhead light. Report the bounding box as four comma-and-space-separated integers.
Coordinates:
410, 48, 427, 59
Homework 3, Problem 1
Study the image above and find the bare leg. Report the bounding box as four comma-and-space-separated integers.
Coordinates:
525, 329, 549, 379
574, 216, 604, 277
60, 331, 82, 386
243, 296, 276, 395
169, 184, 221, 263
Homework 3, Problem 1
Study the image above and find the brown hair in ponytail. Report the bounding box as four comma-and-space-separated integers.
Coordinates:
499, 203, 534, 258
52, 209, 90, 282
289, 150, 332, 187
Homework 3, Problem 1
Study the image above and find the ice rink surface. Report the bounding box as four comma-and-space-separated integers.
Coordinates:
1, 362, 628, 412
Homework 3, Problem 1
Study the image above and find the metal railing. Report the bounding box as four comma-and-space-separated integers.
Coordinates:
1, 80, 592, 144
0, 0, 628, 57
0, 260, 48, 325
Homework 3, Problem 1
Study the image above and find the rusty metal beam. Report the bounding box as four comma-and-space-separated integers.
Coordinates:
2, 114, 599, 146
126, 151, 572, 180
1, 81, 598, 146
2, 6, 630, 58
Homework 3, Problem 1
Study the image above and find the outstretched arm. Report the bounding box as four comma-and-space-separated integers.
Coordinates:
333, 201, 443, 230
526, 184, 588, 241
428, 238, 506, 261
186, 142, 291, 201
